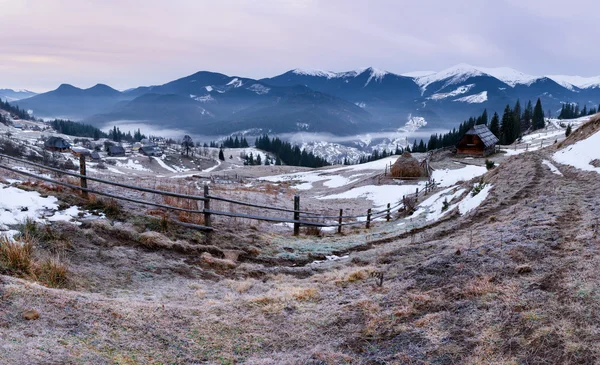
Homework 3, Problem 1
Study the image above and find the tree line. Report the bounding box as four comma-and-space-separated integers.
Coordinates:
255, 134, 329, 168
0, 99, 31, 120
558, 103, 598, 120
221, 135, 250, 148
107, 126, 147, 143
51, 119, 108, 139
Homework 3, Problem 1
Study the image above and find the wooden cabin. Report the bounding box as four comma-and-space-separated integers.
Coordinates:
140, 145, 160, 156
71, 146, 92, 158
107, 145, 126, 157
456, 124, 499, 157
44, 136, 71, 152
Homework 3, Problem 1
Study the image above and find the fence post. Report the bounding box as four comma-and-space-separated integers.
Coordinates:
338, 209, 343, 234
386, 203, 391, 222
415, 187, 419, 198
366, 208, 372, 229
293, 195, 300, 236
79, 155, 88, 199
203, 183, 211, 227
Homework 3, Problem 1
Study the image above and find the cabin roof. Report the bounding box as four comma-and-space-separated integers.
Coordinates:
44, 136, 71, 148
464, 124, 499, 148
108, 145, 125, 154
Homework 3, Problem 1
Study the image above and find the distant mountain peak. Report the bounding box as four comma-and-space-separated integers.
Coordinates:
292, 68, 337, 78
291, 67, 394, 82
415, 64, 485, 91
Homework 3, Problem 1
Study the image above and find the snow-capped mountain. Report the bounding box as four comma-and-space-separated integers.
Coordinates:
0, 89, 37, 102
10, 63, 600, 138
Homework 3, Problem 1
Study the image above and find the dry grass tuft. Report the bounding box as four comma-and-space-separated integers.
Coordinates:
290, 287, 319, 301
36, 257, 68, 288
0, 235, 34, 275
0, 235, 69, 288
462, 275, 497, 298
200, 252, 237, 269
304, 226, 322, 236
226, 278, 256, 294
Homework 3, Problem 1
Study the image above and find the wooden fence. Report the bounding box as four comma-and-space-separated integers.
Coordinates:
0, 153, 434, 235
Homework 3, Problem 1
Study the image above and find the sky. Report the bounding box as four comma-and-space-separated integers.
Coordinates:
1, 0, 599, 92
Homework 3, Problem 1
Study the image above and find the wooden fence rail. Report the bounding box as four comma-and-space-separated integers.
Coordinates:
0, 152, 434, 234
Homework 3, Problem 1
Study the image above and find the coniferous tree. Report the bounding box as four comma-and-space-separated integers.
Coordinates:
182, 135, 194, 156
500, 105, 516, 145
218, 148, 225, 161
532, 98, 545, 130
522, 100, 533, 131
565, 124, 572, 137
513, 99, 522, 137
489, 112, 500, 139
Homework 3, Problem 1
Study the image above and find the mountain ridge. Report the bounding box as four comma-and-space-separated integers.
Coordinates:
9, 64, 600, 136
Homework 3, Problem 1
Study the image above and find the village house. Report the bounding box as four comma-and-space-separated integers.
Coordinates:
107, 145, 126, 157
44, 136, 71, 152
140, 145, 160, 156
456, 124, 499, 157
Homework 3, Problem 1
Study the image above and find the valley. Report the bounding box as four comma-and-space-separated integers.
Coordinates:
0, 105, 598, 363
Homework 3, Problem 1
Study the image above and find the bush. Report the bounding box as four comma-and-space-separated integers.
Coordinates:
441, 198, 449, 212
471, 182, 487, 197
485, 159, 495, 170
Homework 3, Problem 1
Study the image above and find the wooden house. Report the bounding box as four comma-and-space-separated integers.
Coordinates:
456, 125, 499, 157
91, 151, 102, 161
108, 145, 126, 157
71, 146, 92, 158
140, 145, 160, 156
44, 136, 71, 152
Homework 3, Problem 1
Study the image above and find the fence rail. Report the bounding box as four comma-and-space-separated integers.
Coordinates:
0, 152, 435, 234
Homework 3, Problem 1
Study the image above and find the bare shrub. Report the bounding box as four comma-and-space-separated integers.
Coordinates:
304, 225, 322, 236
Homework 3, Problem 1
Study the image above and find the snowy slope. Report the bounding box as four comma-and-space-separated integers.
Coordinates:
546, 75, 600, 90
553, 129, 600, 174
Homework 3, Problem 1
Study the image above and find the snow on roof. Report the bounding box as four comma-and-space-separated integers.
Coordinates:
463, 124, 499, 147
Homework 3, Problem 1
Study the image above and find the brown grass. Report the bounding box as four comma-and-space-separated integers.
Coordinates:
0, 235, 34, 275
36, 257, 69, 288
0, 235, 69, 288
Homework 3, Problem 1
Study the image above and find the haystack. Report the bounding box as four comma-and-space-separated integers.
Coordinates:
390, 152, 424, 178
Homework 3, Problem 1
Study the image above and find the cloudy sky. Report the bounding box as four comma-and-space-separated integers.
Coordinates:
1, 0, 598, 92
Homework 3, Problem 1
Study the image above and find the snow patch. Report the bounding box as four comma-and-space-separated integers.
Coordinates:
226, 78, 243, 88
454, 91, 488, 103
542, 160, 563, 176
553, 129, 600, 174
431, 165, 487, 187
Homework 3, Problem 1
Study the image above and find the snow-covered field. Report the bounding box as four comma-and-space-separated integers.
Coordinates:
553, 129, 600, 174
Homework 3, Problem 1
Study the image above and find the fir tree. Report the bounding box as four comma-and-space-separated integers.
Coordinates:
500, 105, 517, 145
565, 124, 572, 137
532, 98, 545, 130
218, 148, 225, 161
489, 112, 500, 139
